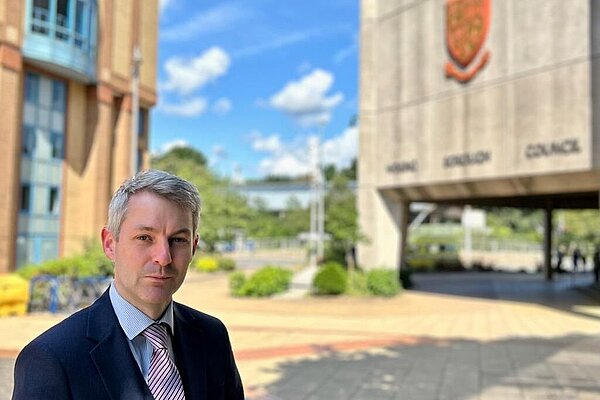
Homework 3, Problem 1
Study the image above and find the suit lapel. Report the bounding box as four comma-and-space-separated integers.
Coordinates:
173, 303, 207, 400
86, 291, 154, 400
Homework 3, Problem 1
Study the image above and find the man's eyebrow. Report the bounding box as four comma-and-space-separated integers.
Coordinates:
171, 228, 192, 236
133, 226, 192, 236
134, 225, 157, 232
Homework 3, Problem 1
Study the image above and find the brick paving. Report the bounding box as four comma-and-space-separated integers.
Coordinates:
1, 271, 599, 399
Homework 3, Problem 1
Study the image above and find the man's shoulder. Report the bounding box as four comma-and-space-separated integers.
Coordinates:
173, 302, 228, 333
24, 291, 112, 353
26, 306, 91, 350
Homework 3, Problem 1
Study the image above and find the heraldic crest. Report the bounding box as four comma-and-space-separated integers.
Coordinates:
445, 0, 491, 83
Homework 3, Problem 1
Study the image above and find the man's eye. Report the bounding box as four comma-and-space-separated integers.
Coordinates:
137, 235, 151, 241
170, 237, 188, 244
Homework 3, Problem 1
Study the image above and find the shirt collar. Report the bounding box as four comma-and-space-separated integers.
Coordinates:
109, 281, 175, 340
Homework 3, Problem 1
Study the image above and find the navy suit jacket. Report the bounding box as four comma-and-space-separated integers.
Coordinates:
12, 290, 244, 400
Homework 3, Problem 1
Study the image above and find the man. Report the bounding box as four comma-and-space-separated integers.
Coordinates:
13, 170, 244, 400
593, 245, 600, 284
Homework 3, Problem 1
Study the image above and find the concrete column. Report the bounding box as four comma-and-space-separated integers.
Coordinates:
358, 188, 411, 270
543, 203, 553, 281
398, 200, 410, 272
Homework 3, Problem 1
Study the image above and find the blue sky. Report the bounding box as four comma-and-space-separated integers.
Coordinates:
152, 0, 359, 180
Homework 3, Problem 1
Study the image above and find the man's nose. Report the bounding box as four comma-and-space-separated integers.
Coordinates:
153, 240, 173, 267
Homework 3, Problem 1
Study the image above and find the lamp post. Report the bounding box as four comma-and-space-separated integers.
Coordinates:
309, 137, 318, 267
131, 46, 142, 175
308, 135, 325, 266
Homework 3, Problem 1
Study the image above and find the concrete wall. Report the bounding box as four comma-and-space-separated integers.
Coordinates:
358, 0, 600, 268
362, 0, 593, 191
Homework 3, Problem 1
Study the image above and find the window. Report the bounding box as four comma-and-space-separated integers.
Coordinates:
21, 185, 31, 212
48, 187, 59, 214
55, 0, 69, 40
32, 0, 50, 35
50, 132, 64, 159
74, 0, 85, 47
138, 108, 147, 138
25, 73, 39, 104
52, 80, 65, 111
22, 126, 36, 155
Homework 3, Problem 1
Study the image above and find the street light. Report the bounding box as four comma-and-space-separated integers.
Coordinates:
308, 135, 325, 267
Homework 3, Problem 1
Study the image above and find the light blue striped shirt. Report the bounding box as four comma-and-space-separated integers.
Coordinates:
109, 282, 176, 380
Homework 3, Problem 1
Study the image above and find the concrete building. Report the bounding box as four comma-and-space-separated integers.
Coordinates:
0, 0, 158, 272
358, 0, 600, 278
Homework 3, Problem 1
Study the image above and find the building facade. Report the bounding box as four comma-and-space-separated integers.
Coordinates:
0, 0, 158, 272
358, 0, 600, 275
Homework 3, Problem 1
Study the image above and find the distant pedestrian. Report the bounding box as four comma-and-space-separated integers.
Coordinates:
556, 246, 565, 273
593, 246, 600, 284
572, 247, 583, 272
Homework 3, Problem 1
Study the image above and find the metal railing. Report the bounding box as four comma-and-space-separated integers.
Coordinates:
28, 275, 111, 313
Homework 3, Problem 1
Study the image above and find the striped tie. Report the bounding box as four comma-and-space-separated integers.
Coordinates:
142, 323, 185, 400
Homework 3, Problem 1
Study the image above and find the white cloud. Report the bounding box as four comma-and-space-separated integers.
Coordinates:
259, 154, 310, 177
233, 30, 319, 58
297, 61, 312, 74
333, 41, 357, 65
249, 127, 358, 177
161, 47, 230, 96
212, 145, 227, 158
269, 69, 343, 127
158, 97, 208, 117
161, 3, 249, 41
322, 126, 358, 169
155, 139, 190, 155
209, 144, 228, 167
159, 0, 174, 13
212, 98, 232, 115
251, 133, 283, 153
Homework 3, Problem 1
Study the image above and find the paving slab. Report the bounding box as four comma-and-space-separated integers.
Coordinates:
1, 271, 599, 399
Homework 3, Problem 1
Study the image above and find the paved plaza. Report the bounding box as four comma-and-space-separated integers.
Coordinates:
0, 271, 599, 399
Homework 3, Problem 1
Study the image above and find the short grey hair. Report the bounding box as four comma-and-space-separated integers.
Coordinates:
107, 169, 201, 239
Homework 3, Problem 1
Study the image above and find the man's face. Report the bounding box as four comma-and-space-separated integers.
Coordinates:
102, 191, 198, 319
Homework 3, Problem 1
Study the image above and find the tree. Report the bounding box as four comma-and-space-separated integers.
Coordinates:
324, 173, 363, 267
152, 146, 207, 168
323, 159, 356, 182
323, 164, 337, 181
151, 146, 252, 251
279, 196, 310, 236
557, 209, 600, 247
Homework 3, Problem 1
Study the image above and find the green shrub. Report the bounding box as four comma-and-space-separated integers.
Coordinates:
195, 256, 219, 273
217, 256, 236, 271
366, 269, 400, 297
236, 266, 292, 297
229, 271, 247, 296
405, 239, 462, 272
16, 245, 114, 279
345, 270, 368, 296
313, 262, 347, 295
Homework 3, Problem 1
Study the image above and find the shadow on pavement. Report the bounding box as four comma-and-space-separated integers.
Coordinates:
249, 334, 600, 400
409, 271, 600, 320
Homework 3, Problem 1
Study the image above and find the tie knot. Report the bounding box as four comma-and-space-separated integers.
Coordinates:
142, 323, 170, 350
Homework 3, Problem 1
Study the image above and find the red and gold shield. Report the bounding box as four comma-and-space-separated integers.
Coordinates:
445, 0, 491, 83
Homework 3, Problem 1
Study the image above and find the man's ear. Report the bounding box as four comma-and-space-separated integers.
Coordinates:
101, 227, 116, 261
192, 235, 199, 256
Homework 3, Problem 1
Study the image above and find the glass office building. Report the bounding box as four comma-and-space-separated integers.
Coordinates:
0, 0, 158, 271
